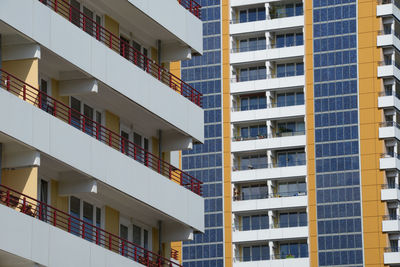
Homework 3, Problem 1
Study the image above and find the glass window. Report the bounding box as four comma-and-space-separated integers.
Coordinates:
286, 34, 294, 47
285, 4, 294, 17
248, 8, 257, 21
243, 247, 251, 261
258, 7, 266, 20
252, 246, 261, 261
71, 97, 81, 129
295, 3, 303, 15
258, 66, 266, 79
286, 63, 295, 76
277, 64, 286, 77
240, 68, 249, 81
286, 93, 295, 106
132, 224, 141, 245
240, 10, 247, 23
296, 63, 304, 75
243, 216, 250, 230
240, 39, 248, 52
70, 196, 81, 236
276, 35, 285, 48
296, 33, 304, 45
241, 98, 249, 111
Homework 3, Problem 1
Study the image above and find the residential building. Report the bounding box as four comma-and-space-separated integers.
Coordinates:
0, 0, 204, 266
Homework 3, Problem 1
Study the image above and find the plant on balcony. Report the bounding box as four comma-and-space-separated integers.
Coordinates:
286, 254, 295, 259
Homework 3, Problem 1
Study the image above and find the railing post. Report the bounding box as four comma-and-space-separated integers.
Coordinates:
5, 190, 10, 207
134, 52, 138, 65
134, 247, 137, 262
53, 101, 57, 117
180, 173, 183, 186
109, 34, 112, 49
145, 152, 149, 166
69, 7, 72, 22
108, 133, 112, 147
134, 146, 137, 160
82, 222, 85, 239
54, 0, 58, 12
158, 159, 161, 174
68, 217, 71, 232
96, 229, 99, 245
68, 109, 71, 125
121, 139, 125, 154
23, 85, 26, 101
6, 75, 10, 91
158, 66, 161, 80
53, 210, 57, 226
121, 241, 125, 256
83, 17, 86, 32
109, 234, 112, 250
38, 92, 42, 109
38, 204, 42, 220
169, 166, 172, 179
82, 117, 86, 132
22, 197, 26, 213
158, 257, 161, 267
96, 125, 99, 140
96, 25, 100, 41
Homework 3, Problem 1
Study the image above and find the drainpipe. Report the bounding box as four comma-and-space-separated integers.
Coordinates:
157, 40, 161, 65
158, 130, 162, 159
158, 220, 162, 256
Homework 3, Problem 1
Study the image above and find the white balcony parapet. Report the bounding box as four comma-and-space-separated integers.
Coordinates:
232, 195, 307, 213
231, 76, 305, 94
232, 226, 308, 243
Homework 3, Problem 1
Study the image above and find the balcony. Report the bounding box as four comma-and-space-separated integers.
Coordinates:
382, 215, 400, 232
0, 184, 180, 267
233, 255, 309, 267
378, 91, 400, 109
384, 247, 400, 265
232, 225, 308, 243
37, 0, 202, 107
231, 131, 306, 153
377, 60, 400, 79
231, 75, 304, 94
379, 121, 400, 140
178, 0, 202, 19
381, 184, 400, 201
377, 30, 400, 51
0, 69, 202, 196
232, 193, 307, 213
377, 0, 400, 19
230, 44, 304, 65
231, 104, 305, 124
380, 153, 400, 170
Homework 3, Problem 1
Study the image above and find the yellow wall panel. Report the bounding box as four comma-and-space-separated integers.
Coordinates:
50, 179, 68, 213
1, 167, 38, 199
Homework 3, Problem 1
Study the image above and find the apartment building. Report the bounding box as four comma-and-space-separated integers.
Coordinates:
0, 0, 205, 266
223, 0, 390, 265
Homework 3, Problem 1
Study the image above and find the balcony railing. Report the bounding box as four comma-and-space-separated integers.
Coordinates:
232, 131, 305, 142
380, 121, 400, 128
0, 184, 181, 267
38, 0, 202, 107
379, 90, 400, 99
233, 221, 308, 231
233, 190, 307, 201
231, 101, 304, 112
233, 160, 306, 171
381, 183, 400, 189
178, 0, 202, 19
385, 246, 400, 252
382, 215, 400, 220
171, 248, 179, 261
0, 69, 202, 196
377, 0, 400, 8
234, 253, 308, 262
381, 152, 400, 160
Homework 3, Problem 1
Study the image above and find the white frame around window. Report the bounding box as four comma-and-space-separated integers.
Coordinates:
69, 96, 104, 125
119, 215, 152, 249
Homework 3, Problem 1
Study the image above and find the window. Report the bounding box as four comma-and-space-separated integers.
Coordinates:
276, 121, 305, 136
275, 33, 303, 48
238, 37, 266, 52
238, 154, 267, 170
276, 150, 305, 167
242, 245, 269, 261
276, 62, 303, 77
278, 211, 307, 227
271, 3, 303, 18
241, 184, 268, 200
239, 66, 266, 81
239, 94, 266, 110
276, 91, 304, 107
238, 7, 266, 23
121, 131, 130, 154
239, 124, 267, 139
39, 179, 49, 222
71, 97, 81, 129
242, 214, 269, 230
279, 242, 308, 258
277, 180, 306, 196
69, 197, 101, 241
83, 104, 94, 136
120, 224, 129, 256
132, 224, 142, 245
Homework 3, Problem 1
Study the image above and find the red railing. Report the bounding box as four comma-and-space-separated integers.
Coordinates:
38, 0, 202, 107
171, 248, 179, 260
178, 0, 202, 18
0, 69, 202, 196
0, 184, 180, 267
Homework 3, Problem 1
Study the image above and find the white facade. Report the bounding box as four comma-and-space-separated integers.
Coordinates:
229, 0, 309, 264
0, 0, 204, 266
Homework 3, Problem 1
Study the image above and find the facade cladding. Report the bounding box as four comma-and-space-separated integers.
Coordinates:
181, 0, 224, 266
313, 0, 363, 265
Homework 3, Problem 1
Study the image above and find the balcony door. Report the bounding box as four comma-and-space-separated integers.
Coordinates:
39, 179, 49, 221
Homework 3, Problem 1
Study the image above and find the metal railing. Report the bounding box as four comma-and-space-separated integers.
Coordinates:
385, 246, 400, 252
232, 131, 305, 142
377, 0, 400, 8
233, 190, 307, 201
231, 101, 304, 112
233, 160, 306, 171
381, 183, 400, 189
233, 221, 308, 231
177, 0, 201, 18
380, 121, 400, 128
38, 0, 202, 107
379, 90, 400, 99
382, 215, 400, 220
381, 152, 400, 160
0, 184, 181, 267
0, 69, 202, 196
234, 253, 308, 262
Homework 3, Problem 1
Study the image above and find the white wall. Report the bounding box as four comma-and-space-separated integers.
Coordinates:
0, 89, 204, 232
0, 204, 145, 267
0, 0, 204, 143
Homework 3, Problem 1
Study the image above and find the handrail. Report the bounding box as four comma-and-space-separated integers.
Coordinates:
178, 0, 202, 19
38, 0, 202, 107
233, 191, 307, 201
0, 184, 180, 267
232, 131, 305, 141
233, 160, 306, 171
0, 69, 202, 196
